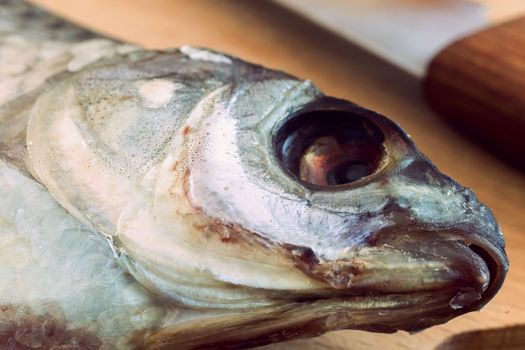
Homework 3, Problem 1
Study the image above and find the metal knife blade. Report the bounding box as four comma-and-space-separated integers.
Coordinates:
273, 0, 523, 77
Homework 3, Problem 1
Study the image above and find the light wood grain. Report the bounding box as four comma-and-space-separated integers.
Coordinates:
29, 1, 525, 349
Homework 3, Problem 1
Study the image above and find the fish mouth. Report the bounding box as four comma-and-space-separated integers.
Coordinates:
144, 234, 506, 349
283, 227, 507, 333
370, 226, 508, 315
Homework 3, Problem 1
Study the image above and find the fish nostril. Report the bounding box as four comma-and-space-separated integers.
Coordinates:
274, 108, 385, 187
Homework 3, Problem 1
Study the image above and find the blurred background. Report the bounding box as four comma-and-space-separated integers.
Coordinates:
30, 1, 525, 349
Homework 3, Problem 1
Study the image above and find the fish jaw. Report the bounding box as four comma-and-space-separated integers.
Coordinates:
147, 293, 479, 350
128, 227, 501, 350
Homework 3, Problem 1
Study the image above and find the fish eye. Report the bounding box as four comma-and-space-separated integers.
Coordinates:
274, 107, 385, 187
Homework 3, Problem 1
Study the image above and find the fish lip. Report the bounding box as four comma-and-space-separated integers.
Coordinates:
448, 229, 509, 310
364, 225, 508, 312
276, 227, 508, 334
288, 224, 507, 317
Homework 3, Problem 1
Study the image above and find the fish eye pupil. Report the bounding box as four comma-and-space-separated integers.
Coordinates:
326, 161, 372, 185
274, 106, 384, 188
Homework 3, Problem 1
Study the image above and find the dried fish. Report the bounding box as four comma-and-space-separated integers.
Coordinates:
0, 1, 508, 349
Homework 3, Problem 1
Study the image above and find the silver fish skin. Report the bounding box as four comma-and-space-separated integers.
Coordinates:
0, 159, 166, 349
0, 0, 509, 349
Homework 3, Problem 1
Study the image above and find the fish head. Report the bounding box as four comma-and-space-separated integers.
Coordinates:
124, 59, 508, 347
25, 48, 508, 347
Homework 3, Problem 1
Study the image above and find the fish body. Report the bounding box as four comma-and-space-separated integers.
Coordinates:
0, 159, 164, 349
0, 1, 509, 349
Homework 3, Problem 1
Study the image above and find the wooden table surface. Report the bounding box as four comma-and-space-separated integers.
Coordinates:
31, 1, 525, 349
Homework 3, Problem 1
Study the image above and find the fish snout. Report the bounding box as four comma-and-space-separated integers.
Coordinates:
297, 225, 507, 329
388, 158, 509, 308
371, 227, 506, 308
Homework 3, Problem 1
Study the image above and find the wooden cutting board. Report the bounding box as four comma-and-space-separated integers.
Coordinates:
31, 1, 525, 349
